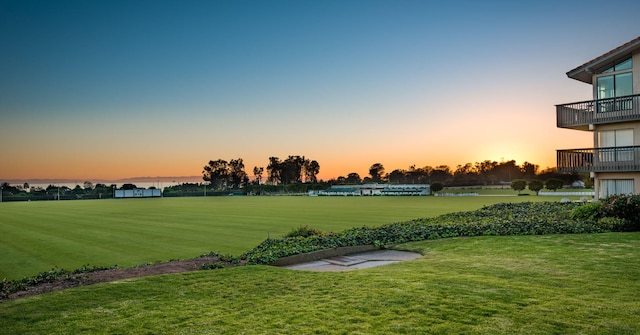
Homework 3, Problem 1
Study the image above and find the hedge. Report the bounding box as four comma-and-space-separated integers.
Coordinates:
241, 202, 629, 264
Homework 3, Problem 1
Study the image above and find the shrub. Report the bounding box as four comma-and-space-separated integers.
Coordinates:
283, 225, 323, 238
431, 182, 444, 194
201, 262, 225, 270
597, 217, 628, 230
528, 180, 544, 195
545, 179, 564, 191
570, 202, 602, 222
510, 179, 527, 193
599, 194, 640, 230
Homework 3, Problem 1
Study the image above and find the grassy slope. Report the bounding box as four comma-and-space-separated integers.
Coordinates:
0, 196, 559, 279
1, 233, 638, 334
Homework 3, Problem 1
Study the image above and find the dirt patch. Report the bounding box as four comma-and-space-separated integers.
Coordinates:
2, 256, 245, 302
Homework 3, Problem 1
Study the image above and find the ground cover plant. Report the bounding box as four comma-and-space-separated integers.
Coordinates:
0, 195, 562, 280
1, 232, 638, 334
242, 201, 625, 264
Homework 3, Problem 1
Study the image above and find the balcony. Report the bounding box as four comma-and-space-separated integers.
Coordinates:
556, 94, 640, 130
557, 146, 640, 173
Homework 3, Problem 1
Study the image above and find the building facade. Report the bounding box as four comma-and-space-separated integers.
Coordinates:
556, 37, 640, 198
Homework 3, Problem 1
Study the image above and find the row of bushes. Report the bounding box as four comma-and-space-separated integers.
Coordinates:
242, 198, 639, 264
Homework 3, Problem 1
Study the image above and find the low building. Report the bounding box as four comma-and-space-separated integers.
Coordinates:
114, 188, 161, 198
317, 184, 430, 196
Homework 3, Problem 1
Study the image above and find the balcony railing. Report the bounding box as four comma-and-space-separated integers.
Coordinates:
556, 94, 640, 129
557, 146, 640, 172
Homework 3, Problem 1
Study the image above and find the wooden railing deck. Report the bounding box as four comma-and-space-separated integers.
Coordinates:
557, 146, 640, 172
556, 94, 640, 129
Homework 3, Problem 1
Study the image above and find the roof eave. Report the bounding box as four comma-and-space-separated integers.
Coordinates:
566, 36, 640, 85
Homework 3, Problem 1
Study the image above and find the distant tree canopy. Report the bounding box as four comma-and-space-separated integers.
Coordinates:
0, 182, 117, 201
0, 157, 589, 202
329, 159, 581, 189
369, 163, 385, 183
203, 155, 319, 189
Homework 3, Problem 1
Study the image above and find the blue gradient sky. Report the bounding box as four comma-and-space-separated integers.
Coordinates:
1, 0, 639, 180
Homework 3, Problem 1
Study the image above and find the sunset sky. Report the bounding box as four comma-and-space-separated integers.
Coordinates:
2, 0, 640, 182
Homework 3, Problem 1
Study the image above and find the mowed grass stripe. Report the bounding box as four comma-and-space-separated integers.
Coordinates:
1, 195, 561, 279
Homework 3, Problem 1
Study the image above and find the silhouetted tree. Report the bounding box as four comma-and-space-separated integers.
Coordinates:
253, 166, 264, 184
267, 157, 282, 185
494, 160, 521, 182
430, 165, 452, 184
228, 158, 247, 189
521, 161, 539, 179
453, 163, 478, 186
304, 160, 320, 183
280, 156, 306, 184
203, 159, 229, 190
387, 169, 406, 184
369, 163, 385, 183
345, 172, 361, 184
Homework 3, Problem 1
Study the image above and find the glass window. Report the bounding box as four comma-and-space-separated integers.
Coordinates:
602, 66, 614, 73
599, 179, 634, 197
598, 56, 632, 73
598, 130, 616, 147
616, 129, 634, 147
597, 129, 634, 162
596, 71, 633, 112
597, 75, 614, 99
615, 57, 632, 71
615, 72, 633, 97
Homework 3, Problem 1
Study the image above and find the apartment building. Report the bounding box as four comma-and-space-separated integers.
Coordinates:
556, 36, 640, 198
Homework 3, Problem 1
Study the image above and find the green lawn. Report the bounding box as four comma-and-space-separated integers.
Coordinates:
1, 232, 638, 334
0, 196, 566, 280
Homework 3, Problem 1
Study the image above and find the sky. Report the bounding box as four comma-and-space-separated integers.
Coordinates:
1, 0, 640, 182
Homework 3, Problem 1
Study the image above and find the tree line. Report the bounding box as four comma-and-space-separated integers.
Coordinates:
0, 157, 586, 201
0, 182, 148, 201
202, 155, 320, 190
332, 160, 585, 188
201, 156, 586, 190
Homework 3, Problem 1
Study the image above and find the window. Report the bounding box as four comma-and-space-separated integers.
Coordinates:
600, 56, 632, 73
597, 72, 633, 112
599, 179, 634, 198
596, 56, 633, 112
597, 129, 634, 162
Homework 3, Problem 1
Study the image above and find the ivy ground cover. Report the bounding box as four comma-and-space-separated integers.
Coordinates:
1, 232, 638, 334
0, 195, 551, 280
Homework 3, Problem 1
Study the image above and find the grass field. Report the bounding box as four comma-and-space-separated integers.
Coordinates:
0, 195, 576, 280
1, 232, 638, 334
